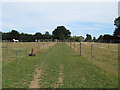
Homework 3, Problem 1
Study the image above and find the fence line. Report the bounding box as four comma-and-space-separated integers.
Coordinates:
67, 41, 118, 63
67, 41, 118, 75
93, 44, 118, 52
80, 42, 82, 56
2, 42, 57, 65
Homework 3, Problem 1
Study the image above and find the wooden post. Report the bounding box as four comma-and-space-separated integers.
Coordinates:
47, 40, 49, 48
38, 42, 39, 52
80, 42, 82, 56
69, 41, 70, 48
6, 41, 9, 54
90, 44, 93, 63
43, 41, 44, 49
70, 42, 71, 48
74, 41, 75, 51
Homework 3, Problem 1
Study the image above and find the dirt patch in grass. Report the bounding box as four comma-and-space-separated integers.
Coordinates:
53, 65, 64, 88
29, 68, 42, 88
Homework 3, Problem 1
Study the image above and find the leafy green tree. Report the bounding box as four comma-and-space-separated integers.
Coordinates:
113, 16, 120, 37
34, 32, 42, 40
103, 34, 111, 39
43, 31, 51, 39
52, 26, 71, 40
20, 33, 29, 42
98, 35, 103, 40
28, 34, 35, 42
2, 32, 10, 40
70, 36, 84, 42
8, 30, 20, 40
97, 35, 103, 42
93, 37, 96, 42
85, 34, 92, 42
102, 34, 113, 43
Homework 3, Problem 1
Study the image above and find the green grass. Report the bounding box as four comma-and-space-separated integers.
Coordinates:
2, 42, 118, 88
67, 42, 118, 76
2, 42, 56, 88
2, 42, 56, 65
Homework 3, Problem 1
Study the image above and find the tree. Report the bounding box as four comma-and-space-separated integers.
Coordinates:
2, 32, 10, 40
102, 34, 113, 43
70, 36, 84, 42
34, 32, 42, 40
84, 34, 92, 42
8, 30, 20, 40
93, 37, 96, 42
20, 33, 30, 42
98, 35, 103, 40
52, 26, 71, 40
113, 16, 120, 37
97, 35, 103, 42
43, 31, 51, 39
26, 34, 35, 42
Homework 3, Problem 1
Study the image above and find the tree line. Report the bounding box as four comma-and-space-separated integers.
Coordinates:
2, 16, 120, 43
2, 26, 71, 42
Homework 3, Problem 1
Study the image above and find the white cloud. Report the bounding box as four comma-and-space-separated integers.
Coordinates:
2, 2, 118, 36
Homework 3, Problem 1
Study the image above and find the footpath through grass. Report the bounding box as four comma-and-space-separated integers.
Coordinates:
2, 42, 118, 88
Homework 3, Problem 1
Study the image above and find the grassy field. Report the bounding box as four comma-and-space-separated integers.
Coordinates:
2, 42, 56, 65
2, 42, 118, 88
66, 42, 118, 76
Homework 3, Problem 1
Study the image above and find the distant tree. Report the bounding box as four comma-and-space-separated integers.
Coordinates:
19, 33, 35, 42
102, 34, 113, 43
52, 26, 71, 40
34, 32, 42, 40
26, 34, 35, 42
2, 32, 10, 40
97, 35, 103, 42
70, 36, 84, 42
98, 35, 103, 40
8, 30, 20, 40
113, 16, 120, 37
20, 33, 28, 42
93, 37, 96, 42
43, 31, 51, 39
85, 34, 92, 42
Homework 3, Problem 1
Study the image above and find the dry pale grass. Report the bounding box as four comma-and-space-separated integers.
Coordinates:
66, 42, 118, 76
2, 42, 57, 65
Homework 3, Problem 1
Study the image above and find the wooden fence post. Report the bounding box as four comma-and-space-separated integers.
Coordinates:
69, 42, 70, 48
70, 42, 71, 48
80, 42, 82, 56
74, 42, 75, 51
6, 42, 9, 54
38, 42, 39, 51
90, 44, 93, 63
43, 41, 44, 49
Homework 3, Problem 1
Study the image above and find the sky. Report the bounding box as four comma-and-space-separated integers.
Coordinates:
1, 1, 119, 38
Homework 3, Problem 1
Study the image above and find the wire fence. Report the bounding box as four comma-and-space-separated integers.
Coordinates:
2, 42, 57, 65
67, 41, 118, 75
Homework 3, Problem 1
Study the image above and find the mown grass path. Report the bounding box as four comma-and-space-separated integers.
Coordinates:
2, 42, 118, 88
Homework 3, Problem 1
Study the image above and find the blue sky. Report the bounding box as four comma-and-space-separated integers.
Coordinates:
1, 2, 118, 38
